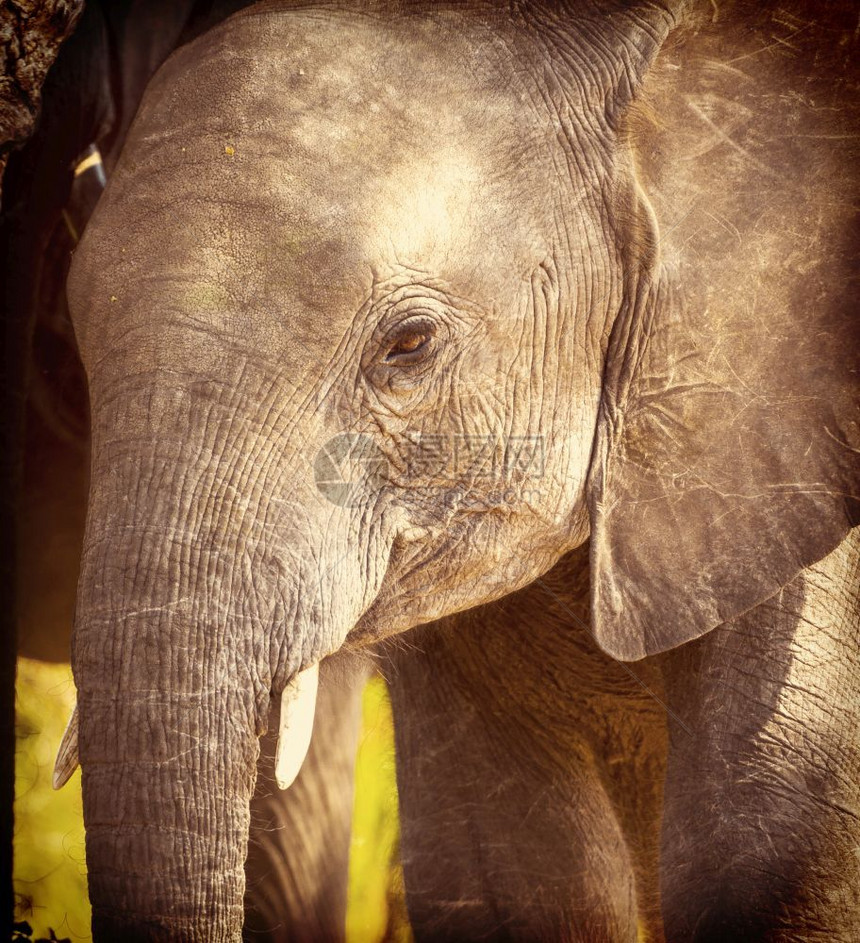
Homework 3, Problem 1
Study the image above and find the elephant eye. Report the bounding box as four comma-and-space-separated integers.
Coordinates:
386, 330, 431, 361
383, 319, 437, 365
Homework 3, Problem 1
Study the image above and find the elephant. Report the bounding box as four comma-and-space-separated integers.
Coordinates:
48, 0, 860, 939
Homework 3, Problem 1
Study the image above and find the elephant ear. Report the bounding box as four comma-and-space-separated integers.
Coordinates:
587, 1, 860, 661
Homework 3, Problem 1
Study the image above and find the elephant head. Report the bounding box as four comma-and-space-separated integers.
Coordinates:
61, 0, 858, 937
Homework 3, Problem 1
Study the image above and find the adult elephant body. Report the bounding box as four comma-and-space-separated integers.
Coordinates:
61, 0, 858, 939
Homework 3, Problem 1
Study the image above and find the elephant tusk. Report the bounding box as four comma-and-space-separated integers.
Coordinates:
53, 704, 80, 790
275, 664, 319, 789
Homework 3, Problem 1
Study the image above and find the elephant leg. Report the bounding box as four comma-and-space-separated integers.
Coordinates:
659, 529, 860, 942
243, 655, 369, 942
384, 548, 666, 942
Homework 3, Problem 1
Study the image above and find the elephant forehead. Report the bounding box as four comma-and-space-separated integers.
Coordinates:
98, 9, 553, 309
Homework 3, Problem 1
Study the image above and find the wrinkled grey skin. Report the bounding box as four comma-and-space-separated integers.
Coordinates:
65, 0, 859, 939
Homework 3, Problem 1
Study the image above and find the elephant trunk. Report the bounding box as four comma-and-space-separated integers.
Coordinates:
73, 386, 289, 940
80, 689, 257, 940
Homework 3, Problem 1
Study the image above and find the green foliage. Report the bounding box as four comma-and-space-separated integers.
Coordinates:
14, 658, 408, 941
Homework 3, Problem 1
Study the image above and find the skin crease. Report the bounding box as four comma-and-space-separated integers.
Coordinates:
53, 0, 858, 939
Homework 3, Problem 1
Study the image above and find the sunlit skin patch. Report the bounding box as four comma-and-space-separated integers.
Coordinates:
367, 150, 484, 266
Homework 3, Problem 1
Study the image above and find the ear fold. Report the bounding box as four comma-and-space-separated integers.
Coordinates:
587, 1, 860, 660
548, 1, 682, 125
